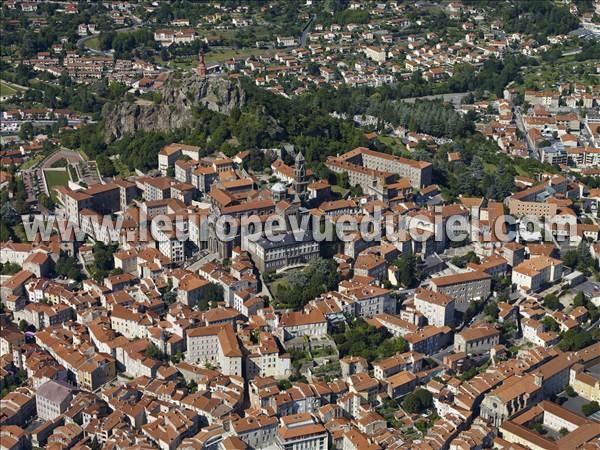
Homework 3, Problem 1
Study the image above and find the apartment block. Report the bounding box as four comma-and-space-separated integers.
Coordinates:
277, 414, 328, 450
430, 271, 492, 312
186, 324, 243, 376
278, 309, 328, 341
326, 147, 432, 190
454, 322, 500, 355
373, 351, 424, 380
507, 184, 558, 217
569, 362, 599, 402
414, 288, 455, 327
511, 256, 563, 292
36, 380, 75, 421
232, 415, 278, 449
244, 231, 320, 273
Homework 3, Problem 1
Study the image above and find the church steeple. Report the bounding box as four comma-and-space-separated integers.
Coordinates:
197, 48, 206, 77
293, 152, 308, 195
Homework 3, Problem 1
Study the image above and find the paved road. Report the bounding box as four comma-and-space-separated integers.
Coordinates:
40, 148, 83, 170
300, 14, 315, 47
514, 107, 534, 157
77, 32, 112, 56
3, 119, 83, 128
259, 270, 274, 300
585, 316, 600, 333
186, 252, 218, 272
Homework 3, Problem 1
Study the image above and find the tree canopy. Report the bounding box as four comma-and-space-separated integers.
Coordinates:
274, 257, 339, 309
333, 318, 407, 362
402, 388, 433, 414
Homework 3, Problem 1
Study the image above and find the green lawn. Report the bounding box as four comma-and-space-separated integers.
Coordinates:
204, 47, 276, 64
266, 277, 288, 300
0, 81, 17, 97
266, 268, 304, 308
44, 168, 71, 198
158, 46, 276, 71
515, 165, 530, 177
112, 156, 132, 176
84, 37, 101, 51
331, 185, 349, 196
378, 135, 407, 155
20, 153, 45, 170
77, 148, 90, 161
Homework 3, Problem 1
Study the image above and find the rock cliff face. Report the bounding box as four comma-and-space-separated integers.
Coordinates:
103, 74, 245, 141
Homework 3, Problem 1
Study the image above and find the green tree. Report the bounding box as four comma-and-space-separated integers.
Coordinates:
0, 262, 21, 275
562, 241, 596, 274
38, 193, 55, 210
275, 258, 339, 309
576, 240, 595, 272
164, 290, 177, 305
0, 223, 10, 242
543, 294, 561, 310
573, 292, 586, 308
394, 253, 418, 288
402, 388, 433, 414
19, 122, 34, 140
562, 250, 579, 268
91, 242, 117, 281
582, 401, 600, 416
144, 344, 167, 362
55, 255, 83, 281
558, 329, 595, 351
484, 302, 499, 320
197, 282, 224, 310
333, 319, 403, 362
96, 155, 116, 177
278, 379, 292, 390
542, 316, 559, 332
170, 351, 183, 364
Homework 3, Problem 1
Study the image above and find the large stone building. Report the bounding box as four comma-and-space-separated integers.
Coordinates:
480, 374, 542, 426
524, 90, 560, 109
414, 288, 455, 327
372, 351, 424, 380
157, 143, 201, 175
454, 322, 500, 355
499, 401, 600, 449
430, 271, 491, 312
244, 230, 320, 272
277, 413, 329, 450
277, 309, 328, 341
511, 255, 563, 292
507, 184, 558, 217
186, 324, 243, 376
36, 380, 75, 421
325, 147, 432, 192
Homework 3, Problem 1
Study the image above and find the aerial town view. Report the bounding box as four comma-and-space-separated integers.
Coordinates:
1, 0, 600, 449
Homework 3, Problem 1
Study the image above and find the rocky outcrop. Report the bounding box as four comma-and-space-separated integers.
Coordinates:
103, 74, 245, 141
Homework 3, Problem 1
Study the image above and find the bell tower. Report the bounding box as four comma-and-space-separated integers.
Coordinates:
293, 152, 308, 195
197, 48, 206, 77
